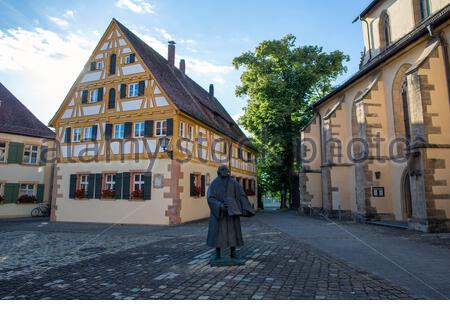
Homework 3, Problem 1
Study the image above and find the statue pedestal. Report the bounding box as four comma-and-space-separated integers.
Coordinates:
210, 256, 245, 267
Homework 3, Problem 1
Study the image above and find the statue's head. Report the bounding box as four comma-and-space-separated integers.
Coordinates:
217, 165, 230, 178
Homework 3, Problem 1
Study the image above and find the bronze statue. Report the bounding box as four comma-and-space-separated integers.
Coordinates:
207, 165, 254, 266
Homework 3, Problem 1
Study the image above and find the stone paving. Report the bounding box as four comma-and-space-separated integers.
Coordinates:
0, 216, 414, 300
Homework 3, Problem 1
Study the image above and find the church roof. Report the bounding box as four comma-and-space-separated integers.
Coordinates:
114, 19, 255, 150
0, 82, 55, 139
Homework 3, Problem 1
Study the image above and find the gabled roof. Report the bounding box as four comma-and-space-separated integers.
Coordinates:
113, 19, 255, 150
0, 82, 55, 139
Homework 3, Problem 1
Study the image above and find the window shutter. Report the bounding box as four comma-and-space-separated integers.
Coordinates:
65, 127, 72, 143
143, 172, 152, 200
130, 53, 136, 63
90, 62, 96, 71
36, 184, 45, 203
87, 174, 95, 199
190, 174, 195, 197
94, 173, 102, 199
69, 174, 77, 199
81, 90, 88, 104
7, 142, 23, 164
109, 53, 117, 75
4, 183, 19, 203
120, 84, 127, 98
105, 124, 113, 140
138, 80, 145, 96
39, 146, 48, 166
201, 175, 206, 197
115, 173, 123, 200
97, 88, 104, 102
167, 118, 174, 136
124, 122, 132, 139
108, 88, 116, 109
91, 125, 98, 141
122, 172, 130, 200
144, 120, 153, 137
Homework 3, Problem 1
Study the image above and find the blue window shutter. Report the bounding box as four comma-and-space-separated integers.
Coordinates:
109, 54, 116, 75
94, 174, 102, 199
138, 81, 145, 96
91, 125, 98, 141
143, 172, 152, 200
167, 118, 173, 136
90, 62, 96, 71
69, 174, 77, 199
105, 124, 113, 140
130, 53, 136, 63
124, 122, 132, 139
65, 127, 72, 143
120, 84, 126, 98
115, 173, 123, 200
108, 88, 116, 109
97, 88, 104, 102
144, 120, 153, 137
122, 172, 130, 200
81, 90, 88, 104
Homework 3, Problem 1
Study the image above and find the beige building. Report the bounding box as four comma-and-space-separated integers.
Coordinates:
299, 0, 450, 232
49, 19, 257, 225
0, 82, 55, 218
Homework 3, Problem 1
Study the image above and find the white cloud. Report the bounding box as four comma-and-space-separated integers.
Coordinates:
49, 16, 69, 27
0, 27, 95, 123
63, 10, 75, 18
115, 0, 154, 14
155, 27, 173, 41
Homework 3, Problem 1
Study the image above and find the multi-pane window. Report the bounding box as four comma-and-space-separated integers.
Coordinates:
96, 61, 103, 70
134, 122, 145, 138
79, 175, 89, 191
128, 83, 139, 98
0, 142, 7, 162
125, 55, 132, 64
23, 145, 38, 164
133, 174, 145, 191
84, 127, 93, 141
19, 184, 35, 197
105, 174, 116, 191
179, 121, 186, 138
73, 128, 82, 142
114, 124, 125, 139
420, 0, 431, 20
188, 125, 194, 141
155, 120, 167, 136
89, 89, 99, 103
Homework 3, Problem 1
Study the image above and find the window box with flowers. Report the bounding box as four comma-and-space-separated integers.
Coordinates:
17, 195, 37, 204
131, 188, 144, 200
192, 185, 201, 197
101, 189, 115, 199
75, 189, 86, 199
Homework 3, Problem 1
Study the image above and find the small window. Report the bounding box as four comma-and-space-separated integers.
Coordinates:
0, 142, 7, 162
128, 83, 139, 98
23, 145, 39, 164
84, 127, 93, 141
73, 128, 82, 143
188, 125, 194, 141
79, 175, 89, 191
179, 121, 186, 138
191, 173, 202, 197
134, 122, 145, 138
133, 173, 145, 192
19, 184, 35, 197
114, 124, 125, 139
96, 61, 103, 70
104, 174, 116, 191
89, 89, 99, 103
247, 151, 252, 162
155, 120, 167, 137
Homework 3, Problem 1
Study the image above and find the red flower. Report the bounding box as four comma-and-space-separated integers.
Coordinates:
102, 189, 115, 198
193, 186, 201, 197
17, 195, 37, 203
132, 188, 143, 199
75, 189, 86, 199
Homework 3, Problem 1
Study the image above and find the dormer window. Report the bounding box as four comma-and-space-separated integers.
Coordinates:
379, 10, 391, 50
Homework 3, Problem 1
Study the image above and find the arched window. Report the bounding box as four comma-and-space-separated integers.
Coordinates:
108, 88, 116, 109
379, 10, 391, 50
109, 54, 117, 75
401, 80, 411, 142
413, 0, 431, 24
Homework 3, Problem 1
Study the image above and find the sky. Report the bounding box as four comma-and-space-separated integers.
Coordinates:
0, 0, 372, 126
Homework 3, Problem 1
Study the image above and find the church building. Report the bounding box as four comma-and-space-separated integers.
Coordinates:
299, 0, 450, 232
49, 19, 257, 225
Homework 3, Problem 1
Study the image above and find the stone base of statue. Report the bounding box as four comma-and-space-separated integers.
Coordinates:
209, 255, 245, 267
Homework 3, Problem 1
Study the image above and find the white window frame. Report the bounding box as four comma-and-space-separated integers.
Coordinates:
125, 55, 132, 65
19, 184, 35, 197
89, 89, 99, 103
133, 173, 145, 192
128, 83, 139, 98
179, 121, 186, 138
84, 127, 93, 141
73, 128, 82, 143
96, 61, 103, 70
114, 124, 125, 139
134, 122, 145, 138
105, 174, 116, 191
0, 141, 7, 163
155, 120, 167, 137
79, 175, 89, 191
23, 145, 39, 165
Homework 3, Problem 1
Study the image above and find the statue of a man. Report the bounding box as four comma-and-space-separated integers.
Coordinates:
206, 165, 254, 264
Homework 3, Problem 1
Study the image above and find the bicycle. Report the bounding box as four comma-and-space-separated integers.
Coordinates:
31, 203, 51, 218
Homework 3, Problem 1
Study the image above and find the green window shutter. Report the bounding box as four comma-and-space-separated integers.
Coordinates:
91, 125, 98, 142
4, 183, 20, 203
201, 175, 206, 197
120, 83, 127, 98
143, 172, 152, 200
81, 90, 88, 104
36, 184, 45, 203
97, 87, 104, 102
7, 142, 24, 164
166, 118, 173, 136
115, 173, 123, 200
122, 172, 130, 200
190, 174, 195, 197
86, 174, 95, 199
94, 173, 102, 199
69, 174, 77, 199
124, 122, 132, 139
138, 80, 145, 96
105, 124, 113, 140
144, 120, 153, 137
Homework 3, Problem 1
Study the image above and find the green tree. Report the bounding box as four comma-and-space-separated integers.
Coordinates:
233, 34, 349, 209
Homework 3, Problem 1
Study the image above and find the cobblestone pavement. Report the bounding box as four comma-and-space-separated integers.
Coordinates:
0, 217, 413, 300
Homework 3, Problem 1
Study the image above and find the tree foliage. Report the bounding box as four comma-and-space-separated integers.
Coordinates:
233, 34, 349, 208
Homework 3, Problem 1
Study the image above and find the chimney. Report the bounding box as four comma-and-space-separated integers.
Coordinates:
209, 84, 214, 98
168, 41, 176, 67
179, 59, 186, 75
